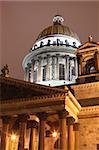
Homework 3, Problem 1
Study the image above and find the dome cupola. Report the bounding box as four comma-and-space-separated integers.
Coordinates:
22, 15, 81, 86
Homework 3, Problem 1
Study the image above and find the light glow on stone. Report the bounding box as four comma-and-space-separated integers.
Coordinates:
32, 35, 81, 50
11, 134, 16, 141
52, 131, 58, 138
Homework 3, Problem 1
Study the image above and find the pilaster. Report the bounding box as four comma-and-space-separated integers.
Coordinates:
73, 123, 80, 150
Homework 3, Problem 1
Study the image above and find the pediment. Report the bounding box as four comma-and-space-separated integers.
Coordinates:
0, 77, 66, 101
78, 41, 99, 50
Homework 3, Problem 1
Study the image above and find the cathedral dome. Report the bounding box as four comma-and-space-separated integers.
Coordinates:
23, 15, 81, 86
36, 15, 80, 41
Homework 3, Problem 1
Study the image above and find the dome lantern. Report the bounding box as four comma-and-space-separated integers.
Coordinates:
53, 15, 64, 25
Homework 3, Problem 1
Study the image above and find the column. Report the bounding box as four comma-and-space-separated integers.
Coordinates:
31, 61, 34, 83
24, 67, 29, 81
73, 123, 80, 150
74, 57, 78, 77
67, 117, 75, 150
56, 54, 59, 80
1, 116, 10, 150
79, 56, 83, 75
58, 110, 68, 150
37, 58, 42, 82
29, 120, 38, 150
18, 114, 29, 150
52, 56, 56, 80
38, 112, 47, 150
95, 51, 99, 71
66, 55, 70, 80
46, 55, 50, 80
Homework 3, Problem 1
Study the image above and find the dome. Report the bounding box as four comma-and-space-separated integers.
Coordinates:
23, 15, 81, 87
36, 15, 80, 41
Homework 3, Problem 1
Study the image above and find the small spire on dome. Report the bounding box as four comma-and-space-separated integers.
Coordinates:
53, 15, 64, 25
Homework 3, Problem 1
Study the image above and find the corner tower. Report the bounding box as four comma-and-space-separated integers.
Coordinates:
22, 15, 81, 86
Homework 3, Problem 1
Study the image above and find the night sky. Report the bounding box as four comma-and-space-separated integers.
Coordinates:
0, 1, 99, 79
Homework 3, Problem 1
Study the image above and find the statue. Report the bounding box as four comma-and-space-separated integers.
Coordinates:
0, 64, 9, 77
88, 35, 93, 42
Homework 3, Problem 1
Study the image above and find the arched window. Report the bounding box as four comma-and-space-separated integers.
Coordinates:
59, 64, 65, 80
85, 58, 95, 74
42, 65, 46, 81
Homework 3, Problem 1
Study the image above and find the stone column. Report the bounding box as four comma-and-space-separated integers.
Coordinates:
52, 56, 56, 80
67, 117, 75, 150
28, 120, 38, 150
18, 114, 29, 150
74, 57, 78, 77
31, 62, 34, 83
37, 58, 42, 82
38, 112, 47, 150
66, 56, 70, 80
73, 123, 80, 150
46, 55, 50, 80
56, 54, 60, 80
95, 52, 99, 71
58, 110, 68, 150
1, 116, 10, 150
79, 56, 83, 75
24, 67, 29, 81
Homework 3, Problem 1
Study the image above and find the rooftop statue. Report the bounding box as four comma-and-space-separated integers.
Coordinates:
0, 64, 10, 77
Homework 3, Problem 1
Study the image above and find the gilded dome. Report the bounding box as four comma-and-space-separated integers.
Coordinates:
36, 15, 80, 41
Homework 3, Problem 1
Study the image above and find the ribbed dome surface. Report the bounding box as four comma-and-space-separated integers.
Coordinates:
36, 24, 80, 41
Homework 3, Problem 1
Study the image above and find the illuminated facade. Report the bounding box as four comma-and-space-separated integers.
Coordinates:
22, 15, 81, 86
0, 15, 99, 150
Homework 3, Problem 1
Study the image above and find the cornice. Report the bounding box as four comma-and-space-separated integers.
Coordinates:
0, 77, 66, 95
71, 81, 99, 91
0, 93, 67, 116
78, 73, 99, 79
1, 93, 67, 104
78, 106, 99, 119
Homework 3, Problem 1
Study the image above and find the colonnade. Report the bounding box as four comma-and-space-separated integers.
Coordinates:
1, 110, 80, 150
24, 55, 78, 83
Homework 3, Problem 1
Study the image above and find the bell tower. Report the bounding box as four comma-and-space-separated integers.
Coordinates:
77, 36, 99, 83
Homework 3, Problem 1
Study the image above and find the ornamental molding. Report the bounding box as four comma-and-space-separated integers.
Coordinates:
0, 76, 66, 94
78, 106, 99, 118
0, 93, 67, 116
1, 93, 67, 104
78, 73, 99, 79
71, 81, 99, 91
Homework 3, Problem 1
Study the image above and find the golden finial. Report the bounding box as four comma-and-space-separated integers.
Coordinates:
0, 64, 10, 77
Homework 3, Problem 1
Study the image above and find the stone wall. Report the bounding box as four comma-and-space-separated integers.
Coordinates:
79, 117, 99, 150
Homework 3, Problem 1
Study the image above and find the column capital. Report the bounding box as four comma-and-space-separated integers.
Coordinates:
18, 114, 29, 122
1, 116, 11, 124
58, 110, 68, 119
27, 120, 38, 129
67, 116, 75, 125
37, 112, 48, 121
73, 123, 80, 131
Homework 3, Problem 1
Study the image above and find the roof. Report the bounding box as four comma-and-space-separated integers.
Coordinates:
0, 76, 66, 101
36, 15, 80, 41
36, 24, 80, 41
